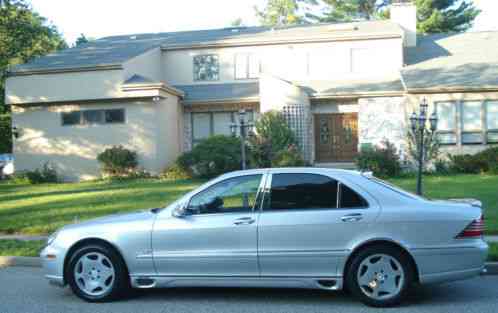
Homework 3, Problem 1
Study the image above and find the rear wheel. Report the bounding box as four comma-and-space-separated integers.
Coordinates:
346, 245, 414, 307
66, 244, 130, 302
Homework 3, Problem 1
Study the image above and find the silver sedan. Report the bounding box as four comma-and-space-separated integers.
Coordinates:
41, 168, 488, 307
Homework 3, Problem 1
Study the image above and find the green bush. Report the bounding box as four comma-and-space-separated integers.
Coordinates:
448, 154, 483, 174
177, 135, 241, 179
433, 158, 452, 175
271, 144, 306, 167
161, 162, 193, 180
12, 163, 59, 184
249, 111, 297, 168
97, 145, 138, 177
474, 146, 498, 172
0, 114, 12, 154
355, 140, 401, 177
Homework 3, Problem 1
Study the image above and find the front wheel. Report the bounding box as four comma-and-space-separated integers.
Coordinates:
66, 244, 130, 302
346, 245, 414, 307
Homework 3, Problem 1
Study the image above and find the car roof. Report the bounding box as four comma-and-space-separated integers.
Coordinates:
219, 167, 363, 179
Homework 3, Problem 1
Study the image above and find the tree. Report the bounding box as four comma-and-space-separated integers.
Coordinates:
0, 0, 67, 152
255, 0, 309, 26
310, 0, 480, 33
74, 33, 89, 47
229, 18, 245, 27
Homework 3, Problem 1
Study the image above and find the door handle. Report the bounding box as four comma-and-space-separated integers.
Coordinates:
234, 217, 255, 225
341, 213, 363, 222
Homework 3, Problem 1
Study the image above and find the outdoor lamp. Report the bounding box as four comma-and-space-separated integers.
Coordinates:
410, 112, 418, 133
229, 122, 237, 136
429, 112, 438, 132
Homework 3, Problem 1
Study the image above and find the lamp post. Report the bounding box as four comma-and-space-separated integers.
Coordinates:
230, 110, 253, 170
410, 98, 438, 196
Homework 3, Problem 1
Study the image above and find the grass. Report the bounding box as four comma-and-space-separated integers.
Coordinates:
387, 174, 498, 235
0, 240, 45, 257
489, 243, 498, 262
0, 173, 496, 235
0, 178, 203, 235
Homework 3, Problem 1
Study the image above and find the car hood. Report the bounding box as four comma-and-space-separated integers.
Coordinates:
61, 210, 155, 231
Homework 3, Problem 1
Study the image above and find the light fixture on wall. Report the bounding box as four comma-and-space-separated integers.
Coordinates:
12, 126, 22, 139
152, 96, 161, 102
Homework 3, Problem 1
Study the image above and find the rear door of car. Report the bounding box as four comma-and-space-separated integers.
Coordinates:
257, 170, 380, 277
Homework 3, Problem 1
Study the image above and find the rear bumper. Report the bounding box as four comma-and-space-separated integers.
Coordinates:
413, 240, 488, 285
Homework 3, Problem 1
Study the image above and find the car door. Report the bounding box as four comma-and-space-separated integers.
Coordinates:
152, 173, 265, 277
257, 171, 380, 277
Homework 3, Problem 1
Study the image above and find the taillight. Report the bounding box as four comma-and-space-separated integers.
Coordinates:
456, 215, 484, 238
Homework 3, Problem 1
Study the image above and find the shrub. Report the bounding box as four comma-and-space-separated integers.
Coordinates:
13, 162, 59, 184
433, 158, 452, 175
355, 140, 401, 177
0, 114, 12, 154
474, 146, 498, 172
97, 145, 138, 177
448, 154, 483, 174
248, 111, 298, 168
177, 135, 241, 179
161, 162, 193, 180
271, 144, 306, 167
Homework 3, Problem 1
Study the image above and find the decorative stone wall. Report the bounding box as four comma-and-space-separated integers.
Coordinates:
358, 96, 409, 161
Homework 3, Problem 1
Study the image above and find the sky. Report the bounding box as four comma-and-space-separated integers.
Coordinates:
29, 0, 498, 45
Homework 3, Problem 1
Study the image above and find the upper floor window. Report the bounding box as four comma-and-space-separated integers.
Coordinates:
193, 54, 219, 81
436, 102, 457, 145
61, 108, 125, 126
235, 53, 260, 79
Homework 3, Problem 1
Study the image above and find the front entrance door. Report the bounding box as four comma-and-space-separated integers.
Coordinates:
315, 113, 358, 162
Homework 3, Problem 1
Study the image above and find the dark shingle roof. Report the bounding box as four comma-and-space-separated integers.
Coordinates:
402, 32, 498, 90
175, 82, 259, 103
10, 21, 401, 73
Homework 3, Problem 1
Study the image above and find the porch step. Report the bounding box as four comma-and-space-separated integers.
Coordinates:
313, 162, 357, 170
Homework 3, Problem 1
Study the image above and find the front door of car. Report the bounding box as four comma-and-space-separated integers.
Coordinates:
152, 174, 265, 277
257, 172, 380, 277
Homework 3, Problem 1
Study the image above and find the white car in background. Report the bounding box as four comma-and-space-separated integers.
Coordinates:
0, 154, 14, 177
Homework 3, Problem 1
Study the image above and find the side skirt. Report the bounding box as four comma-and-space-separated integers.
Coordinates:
130, 275, 343, 291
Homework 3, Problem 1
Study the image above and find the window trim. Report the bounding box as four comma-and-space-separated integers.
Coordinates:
234, 53, 261, 80
261, 172, 369, 213
61, 108, 126, 127
193, 54, 220, 82
185, 174, 266, 216
190, 110, 254, 145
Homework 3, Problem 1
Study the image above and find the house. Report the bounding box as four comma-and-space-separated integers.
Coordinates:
5, 1, 498, 181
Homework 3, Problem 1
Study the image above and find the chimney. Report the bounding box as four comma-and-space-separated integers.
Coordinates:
390, 0, 417, 47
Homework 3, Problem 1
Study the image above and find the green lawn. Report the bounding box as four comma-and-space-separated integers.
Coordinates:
387, 174, 498, 235
0, 178, 203, 235
0, 174, 496, 235
0, 240, 45, 257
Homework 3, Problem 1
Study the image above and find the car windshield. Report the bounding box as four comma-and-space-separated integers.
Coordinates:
367, 176, 427, 201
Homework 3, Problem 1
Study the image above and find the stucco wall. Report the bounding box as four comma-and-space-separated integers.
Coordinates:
123, 47, 163, 82
5, 69, 125, 105
11, 97, 181, 181
161, 38, 403, 85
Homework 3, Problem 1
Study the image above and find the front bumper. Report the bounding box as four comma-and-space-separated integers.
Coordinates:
40, 244, 66, 287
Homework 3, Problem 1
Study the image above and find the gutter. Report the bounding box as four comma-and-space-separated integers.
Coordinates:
405, 86, 498, 94
161, 34, 402, 51
7, 64, 123, 77
182, 96, 259, 106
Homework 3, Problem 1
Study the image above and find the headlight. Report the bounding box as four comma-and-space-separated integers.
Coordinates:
46, 232, 58, 246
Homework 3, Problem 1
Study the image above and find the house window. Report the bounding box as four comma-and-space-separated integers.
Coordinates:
191, 111, 254, 144
62, 109, 125, 126
235, 53, 260, 79
193, 54, 219, 81
486, 101, 498, 143
61, 111, 81, 126
435, 102, 457, 145
461, 101, 483, 144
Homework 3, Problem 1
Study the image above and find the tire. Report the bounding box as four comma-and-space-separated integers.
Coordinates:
346, 245, 415, 307
66, 244, 130, 302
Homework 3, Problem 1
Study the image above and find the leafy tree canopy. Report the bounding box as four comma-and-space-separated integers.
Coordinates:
255, 0, 317, 26
308, 0, 480, 33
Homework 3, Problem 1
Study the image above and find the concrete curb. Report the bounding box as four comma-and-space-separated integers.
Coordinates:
0, 256, 41, 268
1, 256, 497, 275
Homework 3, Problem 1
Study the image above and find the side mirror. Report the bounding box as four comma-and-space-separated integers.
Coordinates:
172, 204, 194, 218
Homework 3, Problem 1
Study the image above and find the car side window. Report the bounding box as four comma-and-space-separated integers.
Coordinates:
267, 173, 338, 211
339, 183, 368, 208
188, 174, 262, 215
